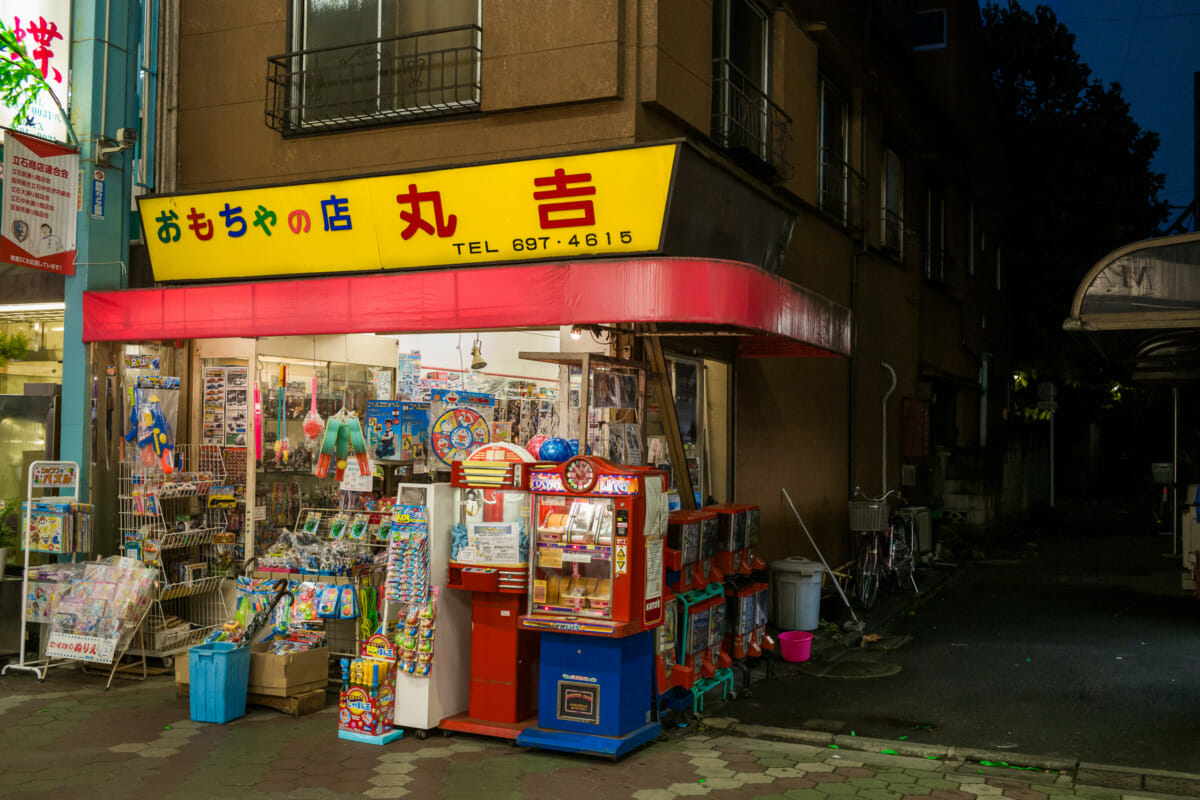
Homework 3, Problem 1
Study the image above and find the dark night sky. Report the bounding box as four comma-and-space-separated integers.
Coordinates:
988, 1, 1200, 221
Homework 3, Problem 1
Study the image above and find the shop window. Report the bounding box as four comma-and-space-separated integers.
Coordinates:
267, 0, 481, 136
923, 187, 945, 284
882, 147, 904, 259
711, 0, 791, 178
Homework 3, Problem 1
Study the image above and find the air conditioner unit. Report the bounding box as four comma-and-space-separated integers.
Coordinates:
899, 506, 933, 554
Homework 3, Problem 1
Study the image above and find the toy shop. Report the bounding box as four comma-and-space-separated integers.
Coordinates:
9, 142, 850, 755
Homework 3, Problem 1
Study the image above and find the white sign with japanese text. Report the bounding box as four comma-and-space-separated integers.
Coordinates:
46, 632, 118, 664
1, 130, 78, 274
0, 0, 70, 143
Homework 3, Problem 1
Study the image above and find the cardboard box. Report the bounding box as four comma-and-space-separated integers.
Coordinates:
248, 644, 329, 697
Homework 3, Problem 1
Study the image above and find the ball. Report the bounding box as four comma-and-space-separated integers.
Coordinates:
527, 435, 548, 458
538, 437, 572, 463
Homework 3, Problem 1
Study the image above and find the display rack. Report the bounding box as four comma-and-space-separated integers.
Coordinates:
250, 506, 389, 660
119, 445, 233, 664
2, 461, 90, 681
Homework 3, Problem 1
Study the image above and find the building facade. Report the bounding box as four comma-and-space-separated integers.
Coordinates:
119, 0, 1012, 566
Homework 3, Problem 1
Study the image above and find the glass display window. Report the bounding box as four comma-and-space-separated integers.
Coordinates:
530, 494, 616, 620
687, 607, 710, 656
700, 515, 719, 560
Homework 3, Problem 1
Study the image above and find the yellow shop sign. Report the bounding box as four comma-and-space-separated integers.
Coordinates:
138, 144, 678, 282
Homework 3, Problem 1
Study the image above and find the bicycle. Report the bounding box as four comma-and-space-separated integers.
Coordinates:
849, 488, 919, 610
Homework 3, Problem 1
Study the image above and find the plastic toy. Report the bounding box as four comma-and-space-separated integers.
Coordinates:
302, 375, 324, 445
314, 408, 371, 481
126, 393, 175, 474
274, 365, 290, 465
538, 437, 571, 463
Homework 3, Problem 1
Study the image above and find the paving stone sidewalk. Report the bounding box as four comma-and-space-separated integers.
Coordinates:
0, 671, 1188, 799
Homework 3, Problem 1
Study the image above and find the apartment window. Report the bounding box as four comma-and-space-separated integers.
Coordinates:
882, 147, 904, 258
712, 0, 790, 176
818, 75, 849, 220
996, 246, 1003, 290
266, 0, 481, 135
923, 187, 945, 283
914, 9, 947, 51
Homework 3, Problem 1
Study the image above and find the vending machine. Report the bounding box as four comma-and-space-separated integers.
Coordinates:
517, 455, 669, 757
666, 509, 720, 592
705, 503, 764, 576
442, 443, 540, 739
671, 584, 734, 711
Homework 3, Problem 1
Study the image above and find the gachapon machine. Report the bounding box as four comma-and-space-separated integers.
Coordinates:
516, 455, 669, 758
670, 584, 733, 710
725, 581, 770, 660
705, 503, 763, 576
666, 509, 719, 592
654, 590, 678, 702
443, 443, 541, 740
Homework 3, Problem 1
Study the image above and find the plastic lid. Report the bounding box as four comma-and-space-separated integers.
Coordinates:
770, 556, 823, 576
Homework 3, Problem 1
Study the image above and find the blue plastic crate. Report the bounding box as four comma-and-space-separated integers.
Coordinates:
188, 642, 250, 724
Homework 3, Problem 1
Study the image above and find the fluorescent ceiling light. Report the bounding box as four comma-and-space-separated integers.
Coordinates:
0, 302, 65, 313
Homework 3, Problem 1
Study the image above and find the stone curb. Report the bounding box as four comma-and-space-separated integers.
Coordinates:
702, 717, 1200, 797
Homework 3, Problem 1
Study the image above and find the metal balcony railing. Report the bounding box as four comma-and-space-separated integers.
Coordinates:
266, 24, 481, 136
922, 247, 946, 282
711, 58, 792, 179
818, 151, 866, 236
882, 207, 905, 257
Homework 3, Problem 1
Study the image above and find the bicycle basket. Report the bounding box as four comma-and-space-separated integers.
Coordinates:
848, 500, 889, 531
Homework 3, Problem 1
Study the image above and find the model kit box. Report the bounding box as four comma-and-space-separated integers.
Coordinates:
248, 644, 329, 697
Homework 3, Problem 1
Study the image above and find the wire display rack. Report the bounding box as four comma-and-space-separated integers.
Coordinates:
250, 506, 389, 660
119, 445, 237, 664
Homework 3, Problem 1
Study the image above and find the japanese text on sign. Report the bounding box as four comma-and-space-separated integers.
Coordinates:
31, 462, 76, 488
139, 144, 678, 282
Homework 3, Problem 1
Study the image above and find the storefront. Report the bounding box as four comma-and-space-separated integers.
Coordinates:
40, 141, 851, 740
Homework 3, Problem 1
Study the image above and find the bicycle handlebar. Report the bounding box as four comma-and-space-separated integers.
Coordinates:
852, 486, 905, 504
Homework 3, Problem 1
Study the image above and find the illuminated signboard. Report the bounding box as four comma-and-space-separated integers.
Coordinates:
139, 144, 678, 282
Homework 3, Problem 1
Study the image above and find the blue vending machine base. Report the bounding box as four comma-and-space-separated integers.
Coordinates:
517, 721, 661, 758
518, 630, 660, 757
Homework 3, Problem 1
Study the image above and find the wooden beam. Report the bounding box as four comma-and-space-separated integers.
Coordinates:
641, 324, 696, 510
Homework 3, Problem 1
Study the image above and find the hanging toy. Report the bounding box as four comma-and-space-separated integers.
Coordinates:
274, 364, 290, 465
126, 392, 175, 474
302, 374, 324, 446
254, 382, 263, 461
313, 408, 371, 481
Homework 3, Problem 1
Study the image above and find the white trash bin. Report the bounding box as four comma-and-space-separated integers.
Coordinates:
771, 557, 823, 631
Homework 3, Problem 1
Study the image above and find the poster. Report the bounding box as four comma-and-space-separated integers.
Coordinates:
401, 402, 430, 463
464, 521, 521, 565
1, 130, 78, 274
202, 366, 248, 446
366, 400, 404, 461
0, 1, 71, 143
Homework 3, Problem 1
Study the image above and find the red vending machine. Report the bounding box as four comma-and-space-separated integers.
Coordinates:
705, 503, 765, 576
666, 509, 720, 591
442, 443, 540, 739
517, 456, 669, 757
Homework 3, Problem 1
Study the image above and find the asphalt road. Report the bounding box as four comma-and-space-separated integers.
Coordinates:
732, 531, 1200, 773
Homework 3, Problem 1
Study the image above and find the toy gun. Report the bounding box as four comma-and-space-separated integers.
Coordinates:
126, 393, 175, 474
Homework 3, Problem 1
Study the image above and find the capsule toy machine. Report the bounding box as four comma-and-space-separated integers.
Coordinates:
442, 443, 541, 740
517, 456, 669, 758
725, 580, 770, 661
666, 509, 718, 592
705, 503, 764, 576
670, 584, 733, 711
654, 590, 678, 705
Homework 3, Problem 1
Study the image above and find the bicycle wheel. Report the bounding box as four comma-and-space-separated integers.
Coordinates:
890, 520, 916, 592
855, 533, 880, 610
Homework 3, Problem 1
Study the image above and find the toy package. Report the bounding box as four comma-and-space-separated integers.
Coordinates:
395, 588, 437, 678
338, 657, 396, 736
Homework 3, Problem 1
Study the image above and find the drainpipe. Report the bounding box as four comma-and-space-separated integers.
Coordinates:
881, 361, 896, 493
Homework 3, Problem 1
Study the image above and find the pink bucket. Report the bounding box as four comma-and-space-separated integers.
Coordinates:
778, 631, 813, 663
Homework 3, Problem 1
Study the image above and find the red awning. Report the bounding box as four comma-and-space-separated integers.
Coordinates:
82, 257, 851, 355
